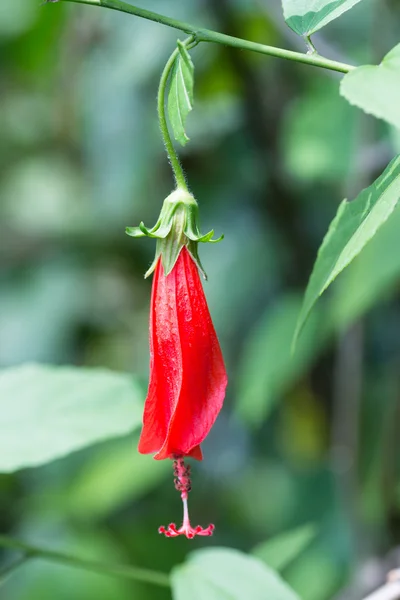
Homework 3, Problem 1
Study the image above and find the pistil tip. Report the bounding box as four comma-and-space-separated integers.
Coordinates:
158, 522, 215, 539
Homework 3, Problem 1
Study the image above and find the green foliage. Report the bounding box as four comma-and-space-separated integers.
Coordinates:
281, 0, 365, 37
284, 542, 343, 600
283, 81, 356, 183
330, 204, 400, 328
294, 155, 400, 344
171, 548, 300, 600
236, 294, 327, 426
2, 0, 400, 598
0, 364, 143, 472
2, 530, 135, 600
0, 0, 38, 38
253, 524, 317, 572
168, 41, 195, 146
0, 558, 30, 588
341, 43, 400, 131
65, 437, 169, 520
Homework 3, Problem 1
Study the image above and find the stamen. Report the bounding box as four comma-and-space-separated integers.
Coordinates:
158, 457, 215, 539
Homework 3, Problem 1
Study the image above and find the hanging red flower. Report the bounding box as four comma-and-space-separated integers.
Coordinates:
138, 245, 227, 461
127, 189, 227, 538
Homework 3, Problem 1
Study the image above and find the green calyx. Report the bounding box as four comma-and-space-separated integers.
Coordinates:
126, 188, 223, 278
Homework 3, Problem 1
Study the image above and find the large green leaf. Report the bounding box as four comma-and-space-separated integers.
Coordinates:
253, 524, 317, 572
294, 155, 400, 345
0, 364, 143, 472
236, 294, 328, 427
172, 548, 300, 600
168, 41, 194, 146
340, 43, 400, 130
281, 0, 365, 37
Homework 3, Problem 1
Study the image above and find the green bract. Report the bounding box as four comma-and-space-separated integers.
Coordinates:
126, 188, 223, 278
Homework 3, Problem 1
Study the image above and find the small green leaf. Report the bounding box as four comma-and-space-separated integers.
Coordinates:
168, 41, 194, 146
294, 155, 400, 345
282, 0, 365, 37
0, 364, 143, 472
340, 43, 400, 130
253, 524, 317, 572
172, 548, 300, 600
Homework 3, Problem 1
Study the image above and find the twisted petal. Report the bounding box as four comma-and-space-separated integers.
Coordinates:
138, 247, 227, 460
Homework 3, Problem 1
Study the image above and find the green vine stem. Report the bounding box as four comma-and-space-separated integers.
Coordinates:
305, 35, 318, 55
158, 36, 195, 190
0, 535, 170, 588
56, 0, 355, 74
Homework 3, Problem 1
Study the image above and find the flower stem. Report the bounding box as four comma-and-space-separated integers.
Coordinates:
56, 0, 355, 74
0, 535, 170, 588
157, 37, 195, 191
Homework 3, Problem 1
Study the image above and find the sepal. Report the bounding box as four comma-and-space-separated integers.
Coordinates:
184, 201, 224, 244
126, 188, 223, 278
186, 240, 207, 280
125, 226, 146, 238
126, 220, 172, 240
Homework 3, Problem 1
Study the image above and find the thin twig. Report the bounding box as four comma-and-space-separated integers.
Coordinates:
52, 0, 355, 74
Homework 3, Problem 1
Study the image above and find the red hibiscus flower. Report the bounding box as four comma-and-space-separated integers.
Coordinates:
127, 189, 227, 538
138, 245, 227, 460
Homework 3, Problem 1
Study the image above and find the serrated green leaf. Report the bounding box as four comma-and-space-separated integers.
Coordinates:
0, 364, 143, 472
253, 524, 317, 572
168, 41, 194, 146
172, 548, 300, 600
282, 0, 365, 36
294, 155, 400, 346
340, 43, 400, 130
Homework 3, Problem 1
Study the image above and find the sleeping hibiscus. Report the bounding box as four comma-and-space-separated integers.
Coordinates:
126, 189, 227, 538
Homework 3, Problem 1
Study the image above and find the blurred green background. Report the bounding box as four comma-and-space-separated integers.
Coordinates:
1, 0, 400, 598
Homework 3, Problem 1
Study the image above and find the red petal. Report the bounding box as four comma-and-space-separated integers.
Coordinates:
138, 247, 227, 460
138, 258, 182, 455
